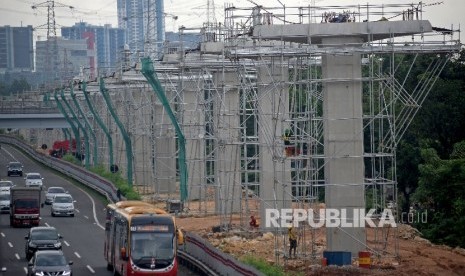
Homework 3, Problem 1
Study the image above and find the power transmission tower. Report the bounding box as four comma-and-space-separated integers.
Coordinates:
32, 0, 74, 88
144, 0, 157, 59
144, 0, 166, 60
206, 0, 217, 26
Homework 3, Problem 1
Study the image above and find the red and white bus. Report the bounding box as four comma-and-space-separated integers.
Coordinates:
104, 201, 184, 276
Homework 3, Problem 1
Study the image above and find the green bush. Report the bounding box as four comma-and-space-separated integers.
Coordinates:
89, 165, 140, 200
62, 154, 81, 165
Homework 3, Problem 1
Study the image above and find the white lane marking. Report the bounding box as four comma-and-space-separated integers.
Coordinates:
75, 209, 80, 213
2, 147, 17, 159
72, 186, 104, 230
86, 265, 95, 274
74, 252, 81, 258
1, 232, 4, 237
64, 240, 70, 247
8, 242, 12, 248
15, 253, 20, 260
84, 215, 89, 219
23, 267, 27, 274
45, 222, 51, 227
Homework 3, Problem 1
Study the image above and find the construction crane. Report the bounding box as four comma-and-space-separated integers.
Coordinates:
164, 12, 179, 32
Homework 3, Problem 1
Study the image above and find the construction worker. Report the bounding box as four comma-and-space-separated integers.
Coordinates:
283, 129, 292, 146
249, 215, 259, 228
288, 224, 297, 258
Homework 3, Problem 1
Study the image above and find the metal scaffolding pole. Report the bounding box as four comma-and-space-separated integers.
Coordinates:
61, 88, 90, 168
99, 78, 134, 186
82, 82, 114, 171
70, 85, 98, 167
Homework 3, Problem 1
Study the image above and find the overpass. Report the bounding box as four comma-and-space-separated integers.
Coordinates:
0, 101, 70, 129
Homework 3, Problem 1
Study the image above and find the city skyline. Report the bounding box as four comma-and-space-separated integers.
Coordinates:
0, 0, 463, 42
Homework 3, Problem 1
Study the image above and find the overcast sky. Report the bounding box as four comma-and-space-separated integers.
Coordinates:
0, 0, 463, 42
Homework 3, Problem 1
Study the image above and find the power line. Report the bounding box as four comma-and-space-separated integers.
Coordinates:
32, 0, 74, 89
32, 0, 74, 37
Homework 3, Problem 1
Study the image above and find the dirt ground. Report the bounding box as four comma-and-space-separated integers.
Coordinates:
138, 192, 465, 275
173, 213, 465, 276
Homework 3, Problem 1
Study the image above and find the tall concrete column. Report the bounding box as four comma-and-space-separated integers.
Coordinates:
153, 90, 177, 194
131, 87, 153, 188
253, 19, 432, 255
213, 70, 242, 214
322, 37, 365, 255
182, 77, 206, 201
257, 63, 292, 230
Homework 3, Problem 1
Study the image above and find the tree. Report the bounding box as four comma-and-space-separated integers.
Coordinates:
412, 145, 465, 247
0, 81, 7, 96
395, 50, 465, 247
10, 78, 31, 94
396, 138, 421, 212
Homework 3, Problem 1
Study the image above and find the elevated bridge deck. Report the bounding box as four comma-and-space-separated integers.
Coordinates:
0, 101, 69, 129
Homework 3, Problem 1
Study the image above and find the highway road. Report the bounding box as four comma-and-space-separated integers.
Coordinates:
0, 143, 199, 276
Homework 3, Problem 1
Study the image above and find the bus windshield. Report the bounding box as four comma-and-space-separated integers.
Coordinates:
130, 232, 175, 264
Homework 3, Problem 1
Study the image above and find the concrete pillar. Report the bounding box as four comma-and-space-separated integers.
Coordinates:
107, 87, 130, 184
257, 63, 292, 230
153, 91, 177, 194
182, 77, 206, 201
131, 87, 153, 188
213, 70, 242, 214
92, 91, 111, 170
322, 37, 366, 255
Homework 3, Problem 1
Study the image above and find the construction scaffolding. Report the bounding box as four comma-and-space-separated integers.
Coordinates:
15, 1, 461, 269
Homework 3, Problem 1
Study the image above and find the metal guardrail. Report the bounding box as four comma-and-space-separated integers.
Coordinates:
0, 134, 118, 202
0, 107, 60, 114
0, 135, 264, 276
180, 232, 264, 276
178, 250, 219, 275
0, 101, 59, 114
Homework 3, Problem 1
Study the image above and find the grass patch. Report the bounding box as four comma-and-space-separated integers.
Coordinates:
58, 155, 140, 200
90, 165, 140, 200
62, 153, 81, 165
241, 255, 285, 276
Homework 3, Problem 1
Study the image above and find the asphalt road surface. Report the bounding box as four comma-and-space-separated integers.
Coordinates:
0, 143, 199, 275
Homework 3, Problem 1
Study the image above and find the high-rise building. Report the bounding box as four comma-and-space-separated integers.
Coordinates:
117, 0, 165, 59
61, 22, 125, 74
0, 25, 34, 72
36, 37, 96, 83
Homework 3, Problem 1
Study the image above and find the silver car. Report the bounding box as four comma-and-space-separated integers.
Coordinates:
51, 193, 75, 217
0, 191, 10, 213
0, 180, 15, 192
45, 187, 67, 205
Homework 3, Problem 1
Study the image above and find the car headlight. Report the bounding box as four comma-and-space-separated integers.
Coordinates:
29, 242, 37, 248
34, 272, 45, 276
54, 242, 62, 248
63, 271, 71, 276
